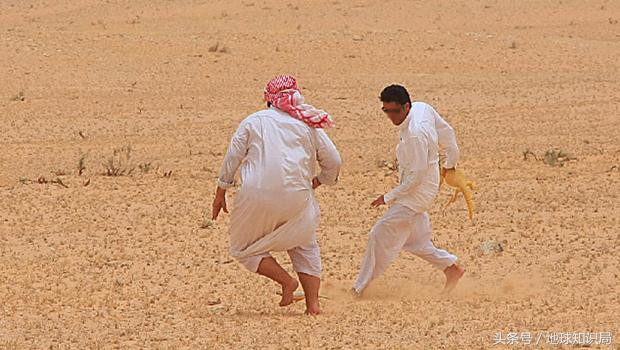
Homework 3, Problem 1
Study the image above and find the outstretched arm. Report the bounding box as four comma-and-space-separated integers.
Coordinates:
212, 121, 250, 219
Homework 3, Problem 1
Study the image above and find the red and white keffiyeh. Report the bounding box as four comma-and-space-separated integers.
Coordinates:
263, 75, 334, 128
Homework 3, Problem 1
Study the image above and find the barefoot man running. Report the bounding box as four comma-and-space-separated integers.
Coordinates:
353, 84, 465, 296
212, 75, 342, 315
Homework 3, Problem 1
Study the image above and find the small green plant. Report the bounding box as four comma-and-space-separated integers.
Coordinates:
542, 149, 574, 167
138, 162, 153, 174
523, 148, 575, 167
102, 145, 135, 176
10, 91, 25, 101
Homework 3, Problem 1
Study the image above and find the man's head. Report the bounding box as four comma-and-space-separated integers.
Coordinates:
264, 75, 299, 108
380, 84, 411, 126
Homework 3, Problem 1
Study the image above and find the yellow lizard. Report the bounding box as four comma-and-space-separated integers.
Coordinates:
440, 167, 476, 220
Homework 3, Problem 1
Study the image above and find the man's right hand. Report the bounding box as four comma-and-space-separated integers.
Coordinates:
211, 187, 228, 220
441, 166, 455, 175
312, 177, 322, 189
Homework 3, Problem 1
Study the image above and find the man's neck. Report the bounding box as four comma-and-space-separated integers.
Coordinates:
397, 110, 411, 129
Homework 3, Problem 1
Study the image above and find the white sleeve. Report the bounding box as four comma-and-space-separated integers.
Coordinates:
315, 129, 342, 186
431, 106, 460, 169
217, 120, 251, 189
384, 134, 429, 204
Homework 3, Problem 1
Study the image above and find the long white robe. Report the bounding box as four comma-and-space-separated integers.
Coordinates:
217, 107, 341, 277
354, 102, 459, 293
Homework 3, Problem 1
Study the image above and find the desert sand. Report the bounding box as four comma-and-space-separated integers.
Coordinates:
1, 0, 619, 348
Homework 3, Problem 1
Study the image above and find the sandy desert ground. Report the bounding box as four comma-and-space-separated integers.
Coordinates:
1, 0, 619, 348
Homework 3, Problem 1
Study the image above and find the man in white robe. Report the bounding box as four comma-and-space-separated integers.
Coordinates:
353, 84, 465, 295
212, 75, 342, 315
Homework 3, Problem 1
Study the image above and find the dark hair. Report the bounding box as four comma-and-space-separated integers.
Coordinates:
380, 85, 411, 106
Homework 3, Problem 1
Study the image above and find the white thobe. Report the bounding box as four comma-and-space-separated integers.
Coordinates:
218, 107, 342, 277
354, 102, 459, 293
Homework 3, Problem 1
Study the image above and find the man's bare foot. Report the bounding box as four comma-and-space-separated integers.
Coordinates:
297, 272, 321, 315
350, 287, 362, 298
305, 303, 321, 315
279, 279, 299, 306
443, 264, 465, 293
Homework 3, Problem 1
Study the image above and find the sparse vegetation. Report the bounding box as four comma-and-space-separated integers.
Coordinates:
78, 154, 87, 176
522, 149, 538, 161
138, 162, 153, 174
377, 159, 398, 171
542, 149, 575, 167
208, 42, 230, 53
523, 148, 576, 167
10, 91, 25, 101
480, 239, 504, 255
102, 145, 135, 176
188, 143, 204, 156
377, 159, 398, 177
51, 169, 67, 176
200, 210, 214, 229
20, 176, 69, 188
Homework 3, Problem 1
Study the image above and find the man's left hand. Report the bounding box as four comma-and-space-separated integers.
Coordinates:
371, 195, 386, 207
